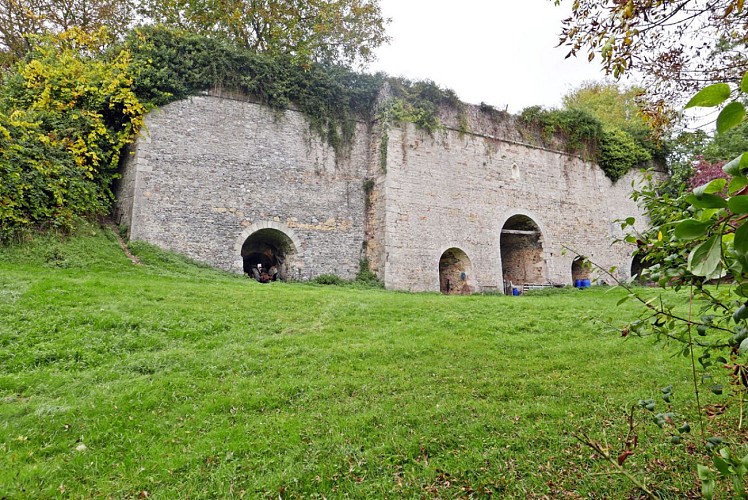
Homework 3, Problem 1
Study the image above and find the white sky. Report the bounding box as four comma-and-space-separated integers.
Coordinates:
368, 0, 611, 113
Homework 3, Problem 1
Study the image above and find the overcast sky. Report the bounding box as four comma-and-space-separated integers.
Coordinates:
368, 0, 612, 113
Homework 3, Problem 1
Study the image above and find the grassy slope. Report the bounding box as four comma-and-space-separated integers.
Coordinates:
0, 226, 726, 497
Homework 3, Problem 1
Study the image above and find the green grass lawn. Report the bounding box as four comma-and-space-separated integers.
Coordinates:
0, 226, 735, 497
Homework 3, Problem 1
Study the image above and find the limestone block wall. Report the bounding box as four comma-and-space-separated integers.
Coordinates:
115, 94, 371, 279
116, 93, 653, 292
381, 121, 646, 292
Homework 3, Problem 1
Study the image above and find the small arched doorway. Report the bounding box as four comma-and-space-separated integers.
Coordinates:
241, 228, 297, 281
439, 248, 473, 295
571, 256, 590, 283
631, 253, 648, 282
500, 215, 546, 291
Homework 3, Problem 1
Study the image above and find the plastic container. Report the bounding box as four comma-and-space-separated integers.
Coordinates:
512, 287, 520, 296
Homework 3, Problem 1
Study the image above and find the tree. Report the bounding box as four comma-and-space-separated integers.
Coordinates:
552, 0, 747, 129
0, 0, 137, 65
137, 0, 390, 67
0, 28, 146, 241
562, 80, 648, 133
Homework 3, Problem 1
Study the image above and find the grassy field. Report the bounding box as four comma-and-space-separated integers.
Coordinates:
0, 226, 736, 497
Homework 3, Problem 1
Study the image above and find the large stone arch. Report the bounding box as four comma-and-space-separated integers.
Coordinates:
499, 212, 547, 290
438, 247, 473, 295
234, 221, 302, 280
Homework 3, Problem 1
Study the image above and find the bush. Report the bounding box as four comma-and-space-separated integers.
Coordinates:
0, 29, 146, 242
355, 259, 384, 288
310, 273, 346, 285
598, 128, 652, 181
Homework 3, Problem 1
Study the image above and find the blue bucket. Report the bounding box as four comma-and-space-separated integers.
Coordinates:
512, 287, 520, 296
574, 279, 582, 288
582, 279, 591, 288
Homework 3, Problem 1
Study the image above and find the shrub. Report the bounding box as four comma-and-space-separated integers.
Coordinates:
311, 273, 346, 285
355, 259, 383, 288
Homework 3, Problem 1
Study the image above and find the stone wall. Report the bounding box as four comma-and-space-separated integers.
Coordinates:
116, 94, 371, 280
380, 120, 646, 292
116, 93, 654, 292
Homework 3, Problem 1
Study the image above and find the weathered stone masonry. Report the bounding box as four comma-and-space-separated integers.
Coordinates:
116, 92, 652, 293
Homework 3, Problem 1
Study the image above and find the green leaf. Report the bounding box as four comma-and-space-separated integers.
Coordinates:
736, 223, 748, 256
723, 153, 748, 177
740, 339, 748, 356
729, 176, 748, 195
674, 219, 711, 240
717, 102, 746, 134
713, 454, 732, 476
625, 216, 635, 225
688, 235, 723, 278
686, 193, 728, 209
742, 70, 748, 93
729, 195, 748, 214
734, 304, 748, 322
685, 83, 731, 108
700, 468, 716, 500
695, 178, 728, 196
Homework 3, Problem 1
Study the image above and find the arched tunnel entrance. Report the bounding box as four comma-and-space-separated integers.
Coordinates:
241, 228, 297, 281
500, 215, 546, 290
571, 256, 590, 283
631, 253, 649, 282
439, 248, 473, 295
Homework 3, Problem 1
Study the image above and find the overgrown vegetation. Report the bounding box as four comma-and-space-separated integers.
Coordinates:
519, 105, 658, 182
0, 225, 725, 497
0, 24, 656, 242
579, 76, 748, 497
308, 259, 383, 288
0, 29, 146, 243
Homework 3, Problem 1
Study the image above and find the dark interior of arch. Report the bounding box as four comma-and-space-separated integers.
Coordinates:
501, 215, 545, 287
439, 248, 472, 295
631, 253, 648, 282
571, 256, 590, 282
241, 228, 296, 279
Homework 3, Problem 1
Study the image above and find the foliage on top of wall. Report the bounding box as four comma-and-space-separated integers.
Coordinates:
127, 27, 468, 143
126, 26, 386, 154
519, 105, 657, 181
381, 78, 462, 133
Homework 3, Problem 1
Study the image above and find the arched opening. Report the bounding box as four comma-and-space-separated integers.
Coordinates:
631, 253, 649, 282
500, 215, 545, 292
571, 256, 590, 283
241, 228, 297, 281
439, 248, 473, 295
